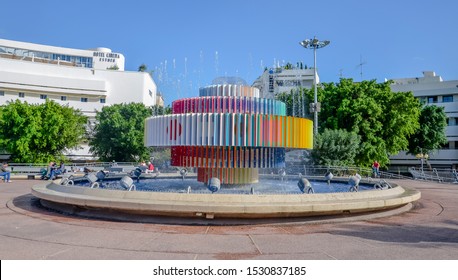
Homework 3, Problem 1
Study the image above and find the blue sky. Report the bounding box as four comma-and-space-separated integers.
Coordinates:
1, 0, 457, 104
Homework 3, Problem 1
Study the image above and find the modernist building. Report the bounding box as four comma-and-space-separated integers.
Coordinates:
252, 65, 316, 98
0, 38, 158, 160
389, 71, 458, 170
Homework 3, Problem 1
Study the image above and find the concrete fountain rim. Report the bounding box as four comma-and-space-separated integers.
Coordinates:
31, 177, 421, 222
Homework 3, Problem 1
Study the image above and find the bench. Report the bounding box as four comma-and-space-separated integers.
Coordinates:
10, 166, 45, 179
107, 166, 136, 173
10, 166, 71, 180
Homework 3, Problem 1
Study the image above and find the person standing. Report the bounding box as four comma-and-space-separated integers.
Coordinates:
0, 162, 12, 183
372, 160, 380, 177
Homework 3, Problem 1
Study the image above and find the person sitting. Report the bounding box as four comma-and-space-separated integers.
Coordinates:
137, 161, 148, 172
0, 162, 12, 183
147, 161, 155, 173
49, 161, 66, 180
45, 161, 57, 180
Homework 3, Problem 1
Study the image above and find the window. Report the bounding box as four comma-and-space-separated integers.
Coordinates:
441, 142, 450, 149
0, 91, 4, 96
100, 98, 106, 103
61, 96, 67, 101
448, 118, 457, 126
80, 97, 88, 102
268, 75, 274, 92
18, 92, 25, 98
427, 96, 437, 103
443, 95, 453, 103
40, 94, 47, 99
149, 90, 153, 97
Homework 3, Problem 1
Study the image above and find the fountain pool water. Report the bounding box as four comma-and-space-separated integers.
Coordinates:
71, 176, 376, 194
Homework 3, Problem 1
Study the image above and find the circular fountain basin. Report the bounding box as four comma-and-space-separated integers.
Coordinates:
31, 176, 421, 220
69, 176, 377, 194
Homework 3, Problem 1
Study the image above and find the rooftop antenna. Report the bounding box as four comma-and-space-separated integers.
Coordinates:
356, 55, 367, 80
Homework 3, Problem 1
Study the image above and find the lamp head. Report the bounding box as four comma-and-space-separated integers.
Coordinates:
299, 39, 310, 48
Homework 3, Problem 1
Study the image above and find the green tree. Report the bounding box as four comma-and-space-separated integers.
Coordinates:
138, 64, 147, 72
89, 103, 152, 162
407, 105, 448, 155
151, 104, 172, 116
0, 99, 87, 163
312, 79, 421, 167
309, 129, 361, 166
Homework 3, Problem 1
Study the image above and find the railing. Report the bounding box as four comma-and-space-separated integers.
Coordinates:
8, 162, 457, 183
408, 167, 458, 183
258, 165, 413, 180
7, 161, 180, 175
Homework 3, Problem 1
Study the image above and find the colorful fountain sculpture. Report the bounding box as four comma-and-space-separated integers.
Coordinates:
144, 78, 313, 186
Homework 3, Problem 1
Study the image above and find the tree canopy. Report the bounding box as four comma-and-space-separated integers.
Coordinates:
0, 99, 87, 163
276, 79, 422, 167
407, 105, 448, 155
317, 79, 421, 167
89, 103, 152, 162
151, 104, 172, 116
309, 129, 361, 166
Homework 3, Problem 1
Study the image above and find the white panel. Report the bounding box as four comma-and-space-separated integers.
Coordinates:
196, 113, 202, 146
161, 116, 166, 146
154, 117, 158, 146
179, 114, 184, 145
158, 117, 162, 146
158, 116, 162, 146
166, 115, 171, 145
186, 113, 191, 145
202, 113, 207, 146
209, 113, 214, 146
170, 115, 175, 145
191, 114, 196, 145
153, 118, 158, 145
174, 115, 179, 146
151, 118, 156, 146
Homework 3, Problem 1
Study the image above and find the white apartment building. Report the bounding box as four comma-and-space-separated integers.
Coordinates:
252, 65, 316, 98
0, 38, 158, 160
389, 71, 458, 170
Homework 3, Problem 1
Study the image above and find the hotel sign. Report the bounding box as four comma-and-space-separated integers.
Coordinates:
93, 51, 120, 63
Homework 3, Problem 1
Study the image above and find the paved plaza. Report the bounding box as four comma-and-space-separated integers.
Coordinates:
0, 179, 457, 260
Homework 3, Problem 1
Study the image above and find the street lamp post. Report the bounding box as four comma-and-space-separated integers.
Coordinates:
415, 147, 429, 174
300, 36, 330, 135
